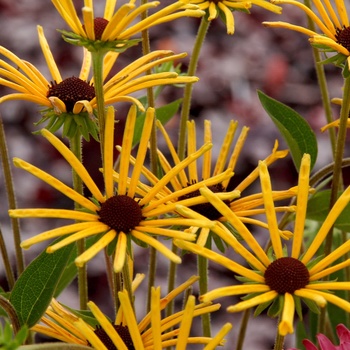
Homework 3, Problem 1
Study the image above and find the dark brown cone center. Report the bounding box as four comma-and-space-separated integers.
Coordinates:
179, 183, 229, 220
82, 17, 109, 40
47, 76, 95, 112
98, 195, 143, 233
264, 257, 310, 294
94, 324, 135, 350
93, 17, 109, 40
336, 26, 350, 51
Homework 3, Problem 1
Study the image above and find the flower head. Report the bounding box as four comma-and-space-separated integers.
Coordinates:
191, 0, 281, 34
175, 154, 350, 336
32, 275, 232, 349
156, 119, 297, 245
263, 0, 350, 67
0, 26, 198, 139
52, 0, 205, 51
9, 106, 215, 272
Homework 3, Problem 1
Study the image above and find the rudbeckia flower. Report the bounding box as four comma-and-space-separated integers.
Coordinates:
175, 154, 350, 336
9, 106, 215, 272
32, 275, 232, 349
51, 0, 205, 51
190, 0, 281, 34
154, 119, 297, 245
263, 0, 350, 67
0, 25, 198, 139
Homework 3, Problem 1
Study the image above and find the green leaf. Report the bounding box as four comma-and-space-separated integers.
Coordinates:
307, 189, 350, 231
133, 99, 182, 147
258, 90, 318, 171
9, 242, 75, 328
295, 320, 308, 350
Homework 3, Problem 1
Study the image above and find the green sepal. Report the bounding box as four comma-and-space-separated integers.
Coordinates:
210, 230, 228, 253
302, 296, 320, 314
59, 302, 105, 328
58, 30, 141, 54
9, 241, 75, 328
131, 233, 149, 249
253, 297, 275, 317
267, 294, 283, 318
294, 295, 303, 321
107, 233, 118, 256
317, 51, 347, 66
304, 254, 324, 270
234, 275, 261, 283
258, 90, 318, 171
35, 109, 99, 142
220, 221, 242, 241
266, 245, 276, 262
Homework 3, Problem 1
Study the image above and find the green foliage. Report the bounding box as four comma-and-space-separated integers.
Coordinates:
258, 90, 318, 171
9, 242, 75, 328
59, 30, 141, 53
35, 110, 99, 142
0, 322, 27, 350
306, 189, 350, 231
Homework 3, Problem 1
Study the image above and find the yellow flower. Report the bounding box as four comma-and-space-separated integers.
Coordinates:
52, 0, 204, 50
155, 119, 297, 245
0, 25, 198, 138
175, 154, 350, 336
263, 0, 350, 66
32, 276, 232, 349
9, 106, 215, 272
191, 0, 281, 34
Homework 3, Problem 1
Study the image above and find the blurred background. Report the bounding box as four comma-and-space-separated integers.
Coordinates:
0, 0, 347, 348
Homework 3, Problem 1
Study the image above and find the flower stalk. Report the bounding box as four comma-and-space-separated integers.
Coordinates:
178, 16, 210, 160
91, 50, 106, 156
69, 131, 88, 310
0, 116, 24, 278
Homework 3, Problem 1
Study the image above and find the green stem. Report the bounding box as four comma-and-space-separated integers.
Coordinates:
121, 259, 133, 309
235, 308, 251, 350
274, 331, 285, 350
140, 0, 156, 172
69, 132, 88, 310
91, 50, 106, 157
166, 243, 178, 318
140, 0, 159, 313
0, 224, 15, 290
146, 245, 157, 313
178, 17, 210, 160
318, 76, 350, 334
0, 295, 21, 335
0, 115, 25, 278
104, 249, 117, 312
325, 75, 350, 254
304, 0, 336, 156
197, 240, 211, 337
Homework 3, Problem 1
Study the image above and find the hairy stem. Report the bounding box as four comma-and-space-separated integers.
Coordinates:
178, 17, 210, 160
0, 115, 24, 279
